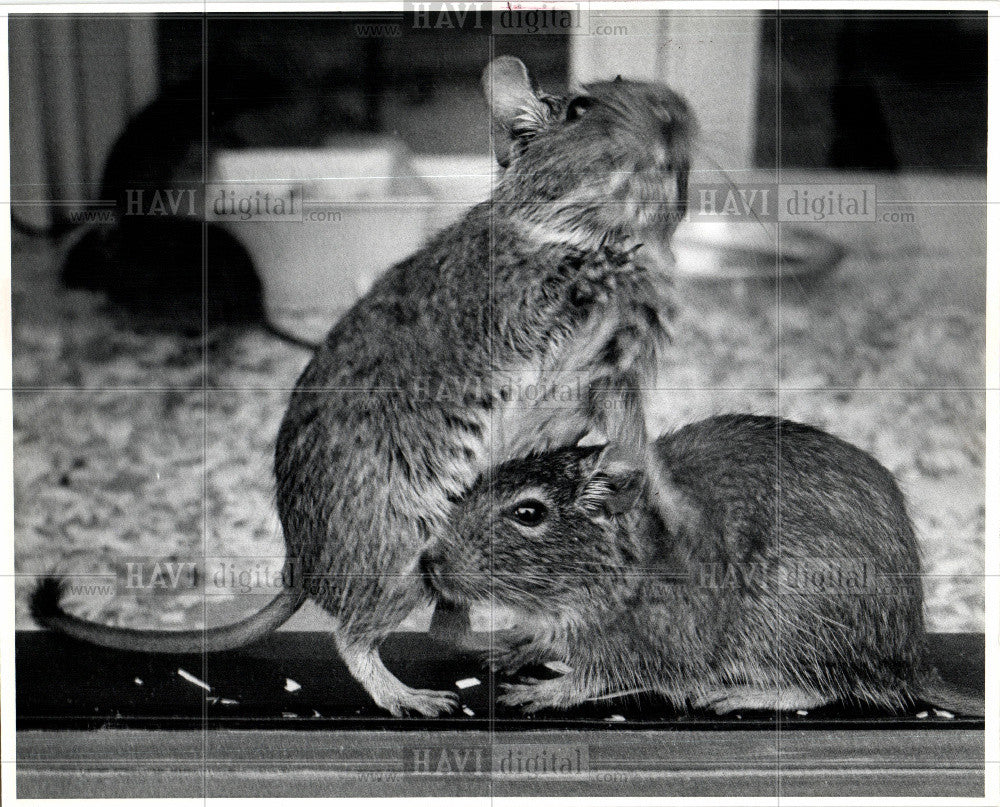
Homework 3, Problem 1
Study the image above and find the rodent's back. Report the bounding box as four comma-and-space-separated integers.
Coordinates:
655, 414, 919, 567
652, 415, 925, 698
431, 414, 929, 709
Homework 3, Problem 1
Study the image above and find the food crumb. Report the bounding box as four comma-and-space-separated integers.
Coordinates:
455, 677, 481, 689
933, 709, 955, 719
543, 661, 573, 674
916, 711, 930, 719
312, 710, 323, 718
284, 677, 302, 693
462, 706, 475, 716
796, 710, 809, 716
604, 714, 626, 723
177, 668, 211, 692
133, 677, 143, 686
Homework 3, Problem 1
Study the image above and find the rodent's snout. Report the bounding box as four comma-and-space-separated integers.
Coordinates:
419, 540, 486, 604
593, 81, 692, 145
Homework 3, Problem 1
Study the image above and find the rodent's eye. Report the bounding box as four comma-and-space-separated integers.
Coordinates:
565, 96, 595, 122
508, 499, 549, 527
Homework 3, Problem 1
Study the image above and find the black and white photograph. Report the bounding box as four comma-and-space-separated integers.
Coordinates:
3, 1, 995, 800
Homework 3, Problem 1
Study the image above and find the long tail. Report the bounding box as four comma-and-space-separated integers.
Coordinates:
261, 321, 321, 351
30, 574, 306, 654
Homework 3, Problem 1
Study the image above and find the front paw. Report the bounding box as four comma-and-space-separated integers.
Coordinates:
571, 252, 649, 307
568, 255, 622, 306
569, 275, 611, 309
498, 677, 578, 713
482, 639, 542, 676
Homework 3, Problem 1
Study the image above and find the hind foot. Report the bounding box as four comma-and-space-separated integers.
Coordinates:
338, 637, 459, 717
366, 674, 459, 717
693, 685, 832, 714
498, 667, 632, 713
498, 676, 582, 713
381, 685, 460, 718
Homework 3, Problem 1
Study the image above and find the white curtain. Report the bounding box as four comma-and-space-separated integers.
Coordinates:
8, 15, 158, 228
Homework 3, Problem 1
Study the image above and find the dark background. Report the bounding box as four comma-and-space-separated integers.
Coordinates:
156, 11, 987, 169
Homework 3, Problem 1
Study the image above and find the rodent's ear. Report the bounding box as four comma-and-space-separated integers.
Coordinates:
481, 56, 551, 167
578, 444, 646, 517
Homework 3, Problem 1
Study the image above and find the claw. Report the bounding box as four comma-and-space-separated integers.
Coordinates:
383, 688, 460, 718
497, 681, 561, 713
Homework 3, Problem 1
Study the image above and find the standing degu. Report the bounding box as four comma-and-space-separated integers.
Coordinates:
34, 56, 694, 715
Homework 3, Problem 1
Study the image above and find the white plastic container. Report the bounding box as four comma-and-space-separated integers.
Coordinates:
411, 154, 497, 233
211, 137, 435, 329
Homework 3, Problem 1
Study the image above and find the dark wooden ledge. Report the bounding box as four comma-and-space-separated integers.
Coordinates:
16, 631, 985, 798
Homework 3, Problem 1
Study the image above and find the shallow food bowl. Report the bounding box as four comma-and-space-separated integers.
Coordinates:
672, 220, 846, 281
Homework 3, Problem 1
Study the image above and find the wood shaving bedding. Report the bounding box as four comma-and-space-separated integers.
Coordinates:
11, 235, 985, 632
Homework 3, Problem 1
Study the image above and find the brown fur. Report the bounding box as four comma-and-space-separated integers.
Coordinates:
33, 57, 694, 716
423, 415, 980, 716
271, 57, 693, 715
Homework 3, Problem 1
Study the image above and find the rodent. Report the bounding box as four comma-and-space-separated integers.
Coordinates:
50, 70, 361, 349
32, 56, 694, 716
61, 218, 318, 347
420, 414, 983, 715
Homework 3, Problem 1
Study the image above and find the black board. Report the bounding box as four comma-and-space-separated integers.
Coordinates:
15, 630, 984, 731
